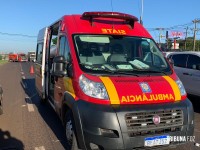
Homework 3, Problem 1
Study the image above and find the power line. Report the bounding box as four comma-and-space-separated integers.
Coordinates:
0, 31, 36, 38
146, 22, 193, 31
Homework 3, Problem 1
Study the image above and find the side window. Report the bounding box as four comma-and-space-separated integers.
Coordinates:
58, 36, 71, 62
58, 36, 66, 56
36, 43, 43, 63
187, 54, 200, 69
64, 38, 71, 62
171, 54, 187, 68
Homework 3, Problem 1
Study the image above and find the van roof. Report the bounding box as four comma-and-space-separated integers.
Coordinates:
58, 12, 152, 38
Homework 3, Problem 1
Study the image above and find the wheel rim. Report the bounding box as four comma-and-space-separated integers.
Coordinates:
66, 119, 73, 146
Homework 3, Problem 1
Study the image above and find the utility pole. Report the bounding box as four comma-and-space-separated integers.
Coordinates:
184, 27, 188, 50
156, 28, 164, 48
192, 19, 200, 51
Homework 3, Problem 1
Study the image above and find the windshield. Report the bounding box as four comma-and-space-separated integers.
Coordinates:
74, 35, 171, 75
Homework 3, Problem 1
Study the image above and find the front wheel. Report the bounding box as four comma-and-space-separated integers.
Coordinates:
65, 110, 80, 150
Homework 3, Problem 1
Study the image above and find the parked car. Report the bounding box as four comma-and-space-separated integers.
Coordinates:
164, 51, 200, 97
0, 85, 3, 115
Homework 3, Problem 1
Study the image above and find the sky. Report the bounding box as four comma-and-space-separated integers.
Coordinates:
0, 0, 200, 53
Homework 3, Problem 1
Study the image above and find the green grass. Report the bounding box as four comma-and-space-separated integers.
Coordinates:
0, 60, 8, 65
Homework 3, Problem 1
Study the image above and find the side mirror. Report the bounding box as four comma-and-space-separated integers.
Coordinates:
52, 56, 67, 77
168, 58, 174, 68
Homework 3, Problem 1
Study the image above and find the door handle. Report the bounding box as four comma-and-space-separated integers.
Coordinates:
183, 72, 189, 75
183, 72, 192, 76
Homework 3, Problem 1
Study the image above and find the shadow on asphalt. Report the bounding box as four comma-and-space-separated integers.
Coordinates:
0, 129, 24, 150
20, 78, 68, 149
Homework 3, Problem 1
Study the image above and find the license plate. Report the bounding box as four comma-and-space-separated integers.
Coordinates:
145, 135, 170, 147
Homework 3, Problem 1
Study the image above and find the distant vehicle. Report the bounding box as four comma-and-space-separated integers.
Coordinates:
165, 51, 200, 97
8, 53, 18, 62
28, 51, 36, 62
18, 53, 27, 62
0, 85, 3, 115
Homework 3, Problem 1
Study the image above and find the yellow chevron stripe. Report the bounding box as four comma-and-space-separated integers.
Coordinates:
64, 77, 76, 98
100, 77, 120, 104
163, 76, 181, 101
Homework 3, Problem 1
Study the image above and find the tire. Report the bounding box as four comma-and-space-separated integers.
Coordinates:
65, 110, 80, 150
40, 97, 47, 104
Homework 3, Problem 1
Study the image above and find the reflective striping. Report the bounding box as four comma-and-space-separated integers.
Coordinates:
66, 91, 76, 99
162, 76, 181, 101
100, 77, 120, 104
63, 77, 76, 98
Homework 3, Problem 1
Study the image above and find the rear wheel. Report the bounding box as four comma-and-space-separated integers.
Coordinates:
65, 110, 79, 150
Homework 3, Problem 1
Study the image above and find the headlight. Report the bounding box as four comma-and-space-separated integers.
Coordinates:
176, 79, 186, 96
79, 75, 109, 100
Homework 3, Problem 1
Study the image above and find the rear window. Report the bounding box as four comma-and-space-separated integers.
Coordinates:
187, 54, 200, 69
171, 54, 188, 68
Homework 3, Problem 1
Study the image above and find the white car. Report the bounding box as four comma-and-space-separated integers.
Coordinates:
164, 51, 200, 97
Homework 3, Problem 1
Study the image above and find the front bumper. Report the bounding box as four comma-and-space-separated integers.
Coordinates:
75, 99, 194, 150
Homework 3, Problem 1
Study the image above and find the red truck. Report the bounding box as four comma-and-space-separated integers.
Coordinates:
8, 53, 18, 62
8, 53, 27, 62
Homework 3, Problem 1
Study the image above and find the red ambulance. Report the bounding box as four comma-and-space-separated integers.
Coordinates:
35, 12, 194, 150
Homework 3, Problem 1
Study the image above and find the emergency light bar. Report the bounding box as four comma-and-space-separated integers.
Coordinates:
82, 12, 138, 28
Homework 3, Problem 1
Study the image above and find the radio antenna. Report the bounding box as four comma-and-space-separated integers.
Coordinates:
110, 0, 114, 28
140, 0, 143, 25
111, 0, 113, 13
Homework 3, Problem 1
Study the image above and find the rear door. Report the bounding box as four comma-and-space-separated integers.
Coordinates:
35, 28, 49, 99
185, 54, 200, 96
170, 54, 188, 88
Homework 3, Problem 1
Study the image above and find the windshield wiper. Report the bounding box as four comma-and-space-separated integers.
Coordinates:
138, 70, 168, 75
101, 69, 139, 77
80, 63, 139, 76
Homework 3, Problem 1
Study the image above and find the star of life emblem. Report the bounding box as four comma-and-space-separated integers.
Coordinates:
139, 82, 152, 93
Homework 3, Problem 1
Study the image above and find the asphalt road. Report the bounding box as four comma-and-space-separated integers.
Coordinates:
0, 62, 200, 150
0, 62, 67, 150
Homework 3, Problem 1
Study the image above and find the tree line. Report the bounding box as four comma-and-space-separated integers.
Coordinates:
167, 37, 200, 51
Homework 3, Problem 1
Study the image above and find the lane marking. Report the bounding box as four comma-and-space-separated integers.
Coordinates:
35, 146, 45, 150
21, 81, 27, 89
27, 103, 34, 112
26, 97, 35, 112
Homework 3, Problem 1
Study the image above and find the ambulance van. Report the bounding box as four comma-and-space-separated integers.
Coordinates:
35, 12, 194, 150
